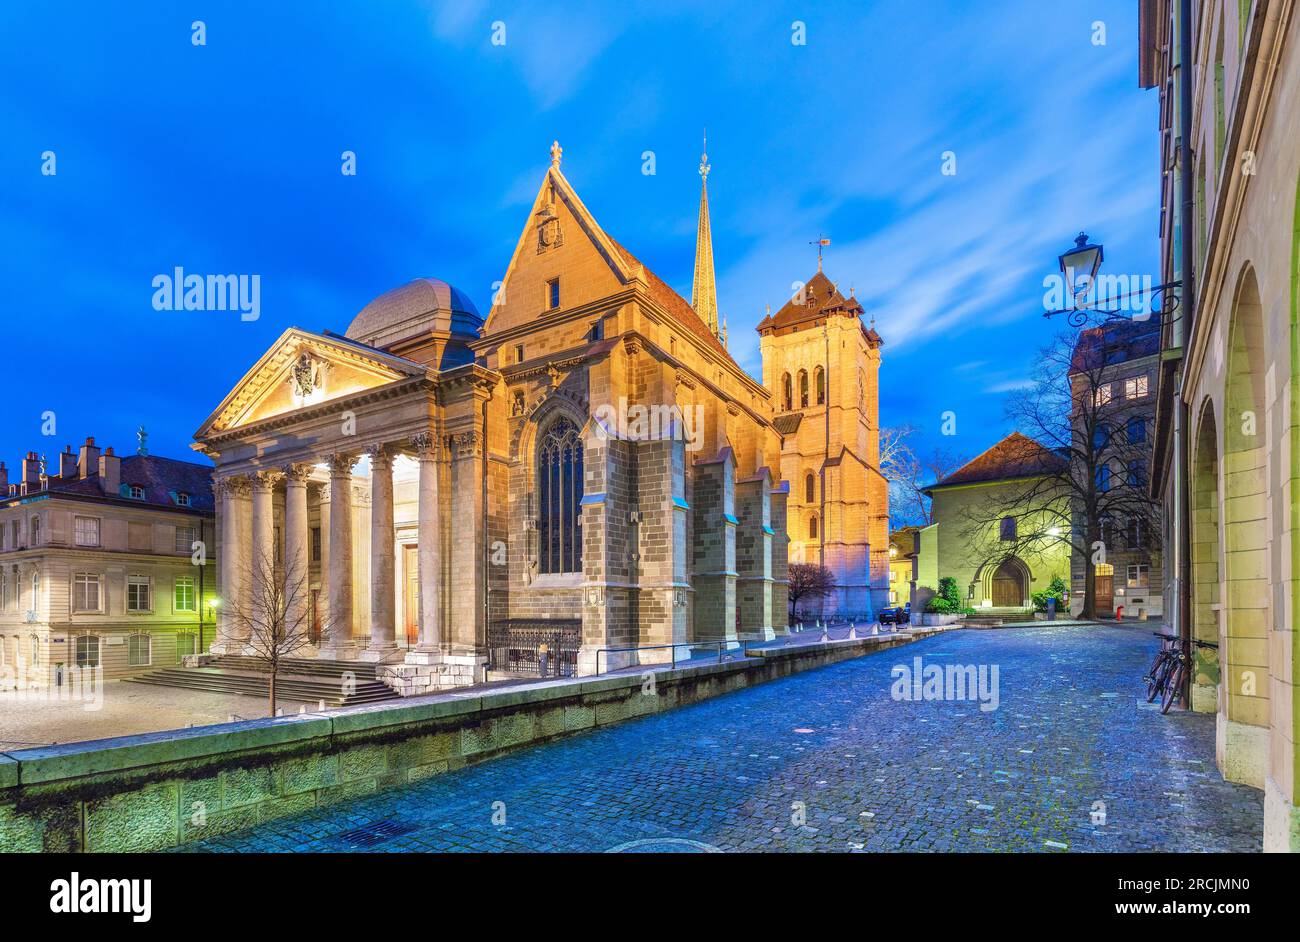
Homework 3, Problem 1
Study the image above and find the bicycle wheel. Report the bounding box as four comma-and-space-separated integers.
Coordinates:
1160, 658, 1185, 714
1146, 652, 1171, 702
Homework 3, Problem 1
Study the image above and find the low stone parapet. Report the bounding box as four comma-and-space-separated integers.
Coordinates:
0, 626, 958, 853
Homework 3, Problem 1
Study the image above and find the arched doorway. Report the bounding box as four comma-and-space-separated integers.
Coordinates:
991, 558, 1027, 607
1221, 265, 1270, 786
1190, 399, 1221, 714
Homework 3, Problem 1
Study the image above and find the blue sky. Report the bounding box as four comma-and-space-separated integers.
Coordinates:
0, 0, 1158, 476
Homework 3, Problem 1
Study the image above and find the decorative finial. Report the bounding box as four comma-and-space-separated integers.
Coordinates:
137, 425, 149, 456
699, 128, 710, 179
550, 140, 562, 169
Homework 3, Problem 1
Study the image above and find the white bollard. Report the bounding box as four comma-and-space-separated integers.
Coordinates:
319, 699, 326, 711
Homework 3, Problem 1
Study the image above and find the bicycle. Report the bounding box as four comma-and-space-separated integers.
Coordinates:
1144, 631, 1219, 714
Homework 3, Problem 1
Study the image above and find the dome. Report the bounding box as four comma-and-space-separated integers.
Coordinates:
346, 278, 483, 351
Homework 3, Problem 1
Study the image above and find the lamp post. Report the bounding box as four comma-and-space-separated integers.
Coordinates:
1059, 231, 1103, 309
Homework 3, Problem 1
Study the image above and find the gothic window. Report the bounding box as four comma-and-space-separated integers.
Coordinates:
798, 370, 809, 408
999, 516, 1017, 541
805, 473, 815, 504
781, 373, 792, 411
809, 515, 819, 540
815, 366, 825, 405
538, 416, 584, 575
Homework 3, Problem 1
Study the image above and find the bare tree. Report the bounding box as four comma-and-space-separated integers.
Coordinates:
882, 425, 966, 528
788, 563, 837, 622
959, 319, 1162, 619
220, 545, 322, 715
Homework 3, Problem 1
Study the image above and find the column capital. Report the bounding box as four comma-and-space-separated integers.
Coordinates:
282, 462, 315, 485
365, 443, 394, 470
217, 474, 252, 498
251, 469, 283, 491
327, 452, 358, 477
410, 431, 440, 459
448, 429, 482, 459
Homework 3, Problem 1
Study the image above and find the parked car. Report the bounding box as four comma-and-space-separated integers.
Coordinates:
879, 604, 910, 625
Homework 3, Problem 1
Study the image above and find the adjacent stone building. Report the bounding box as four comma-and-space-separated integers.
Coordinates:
1140, 0, 1300, 849
922, 433, 1072, 612
0, 437, 217, 683
194, 143, 891, 691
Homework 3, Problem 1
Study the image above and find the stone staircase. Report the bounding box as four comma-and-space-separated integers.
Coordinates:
121, 655, 399, 707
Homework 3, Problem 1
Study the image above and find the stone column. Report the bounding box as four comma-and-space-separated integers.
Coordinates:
250, 471, 279, 616
362, 444, 399, 662
407, 431, 442, 664
213, 476, 249, 653
319, 453, 358, 660
282, 463, 312, 640
317, 483, 330, 630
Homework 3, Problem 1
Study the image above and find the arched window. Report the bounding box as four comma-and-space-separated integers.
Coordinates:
814, 366, 825, 405
999, 516, 1017, 541
809, 515, 819, 540
75, 634, 100, 668
538, 416, 584, 574
805, 473, 816, 504
781, 373, 792, 411
798, 370, 809, 408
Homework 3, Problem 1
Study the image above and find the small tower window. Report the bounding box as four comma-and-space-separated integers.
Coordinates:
547, 278, 560, 310
809, 515, 819, 540
798, 370, 809, 408
805, 473, 815, 504
815, 366, 825, 405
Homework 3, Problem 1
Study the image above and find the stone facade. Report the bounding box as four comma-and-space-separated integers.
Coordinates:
1140, 0, 1300, 850
0, 438, 217, 684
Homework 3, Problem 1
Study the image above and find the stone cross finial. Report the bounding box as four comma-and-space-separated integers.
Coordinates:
550, 140, 562, 168
136, 426, 148, 456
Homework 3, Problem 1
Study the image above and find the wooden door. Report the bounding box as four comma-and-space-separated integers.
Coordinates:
404, 545, 420, 645
1095, 575, 1114, 613
991, 559, 1024, 607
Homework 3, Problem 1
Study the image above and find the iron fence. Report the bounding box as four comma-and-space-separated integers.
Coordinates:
487, 619, 581, 677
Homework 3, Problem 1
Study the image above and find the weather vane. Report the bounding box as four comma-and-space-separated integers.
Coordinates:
137, 425, 148, 456
810, 234, 831, 271
699, 128, 710, 179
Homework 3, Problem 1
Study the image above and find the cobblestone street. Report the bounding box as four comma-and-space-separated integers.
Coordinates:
185, 624, 1263, 853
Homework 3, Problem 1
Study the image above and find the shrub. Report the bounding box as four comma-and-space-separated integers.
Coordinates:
1031, 575, 1068, 613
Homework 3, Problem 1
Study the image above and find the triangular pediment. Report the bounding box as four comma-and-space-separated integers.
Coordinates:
481, 164, 636, 337
195, 328, 427, 438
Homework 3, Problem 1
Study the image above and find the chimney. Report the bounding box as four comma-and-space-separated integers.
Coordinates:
0, 462, 7, 491
99, 447, 121, 496
59, 446, 77, 479
22, 452, 41, 486
78, 437, 101, 479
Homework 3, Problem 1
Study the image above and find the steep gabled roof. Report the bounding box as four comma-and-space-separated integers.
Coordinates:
928, 432, 1065, 491
757, 270, 867, 333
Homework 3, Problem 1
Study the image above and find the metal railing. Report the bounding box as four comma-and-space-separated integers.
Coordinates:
593, 639, 753, 676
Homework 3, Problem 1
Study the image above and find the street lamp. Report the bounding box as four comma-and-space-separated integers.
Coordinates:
1058, 232, 1103, 308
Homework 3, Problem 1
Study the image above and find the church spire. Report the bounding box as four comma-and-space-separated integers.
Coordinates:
692, 131, 720, 339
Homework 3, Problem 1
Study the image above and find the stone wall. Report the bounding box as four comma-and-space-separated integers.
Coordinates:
0, 629, 942, 852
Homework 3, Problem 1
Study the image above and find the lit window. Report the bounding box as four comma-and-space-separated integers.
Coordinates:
1126, 564, 1149, 588
75, 634, 100, 668
128, 633, 152, 668
74, 516, 101, 547
1125, 375, 1149, 399
1093, 384, 1112, 407
174, 576, 197, 613
127, 574, 151, 613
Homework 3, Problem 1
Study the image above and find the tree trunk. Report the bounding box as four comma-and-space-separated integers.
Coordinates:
269, 669, 277, 717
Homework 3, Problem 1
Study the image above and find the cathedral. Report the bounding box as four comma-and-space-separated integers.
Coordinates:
195, 141, 889, 692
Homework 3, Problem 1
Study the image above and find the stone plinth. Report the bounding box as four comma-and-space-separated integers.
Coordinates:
380, 654, 486, 696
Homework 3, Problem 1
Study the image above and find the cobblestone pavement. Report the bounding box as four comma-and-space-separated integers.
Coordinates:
184, 624, 1263, 853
